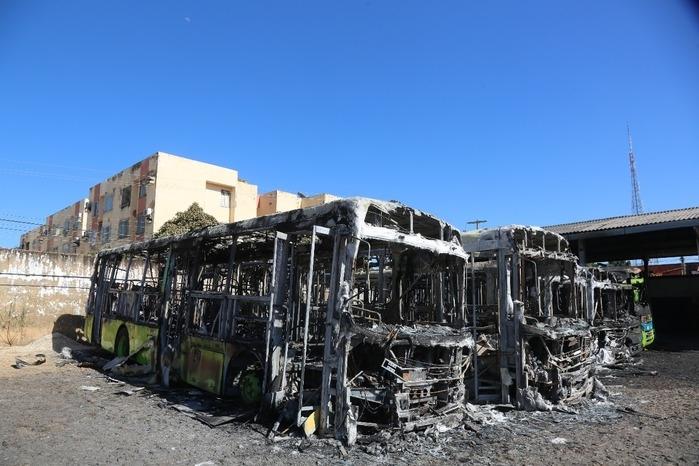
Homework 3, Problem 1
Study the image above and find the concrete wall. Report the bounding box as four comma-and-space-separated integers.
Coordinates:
0, 249, 94, 344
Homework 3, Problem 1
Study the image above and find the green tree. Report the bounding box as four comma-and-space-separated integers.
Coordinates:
154, 202, 219, 238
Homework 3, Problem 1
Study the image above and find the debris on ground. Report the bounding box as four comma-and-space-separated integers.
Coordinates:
114, 387, 145, 396
80, 385, 100, 391
11, 353, 46, 369
2, 335, 698, 464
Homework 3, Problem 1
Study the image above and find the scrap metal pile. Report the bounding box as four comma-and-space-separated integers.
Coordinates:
83, 200, 651, 445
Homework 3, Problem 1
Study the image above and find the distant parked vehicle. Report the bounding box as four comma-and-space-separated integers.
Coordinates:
630, 275, 655, 348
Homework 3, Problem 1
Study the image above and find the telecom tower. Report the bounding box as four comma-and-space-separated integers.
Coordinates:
627, 124, 643, 215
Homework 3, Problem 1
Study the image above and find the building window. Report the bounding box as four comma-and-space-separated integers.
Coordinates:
220, 189, 231, 208
101, 225, 111, 244
103, 193, 114, 213
118, 219, 129, 239
121, 186, 132, 208
139, 182, 148, 198
63, 219, 71, 235
136, 214, 146, 235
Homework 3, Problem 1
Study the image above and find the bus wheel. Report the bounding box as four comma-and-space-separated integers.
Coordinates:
226, 357, 262, 405
239, 370, 262, 405
115, 327, 130, 357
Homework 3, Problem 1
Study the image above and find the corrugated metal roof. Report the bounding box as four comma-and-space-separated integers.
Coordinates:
545, 206, 699, 235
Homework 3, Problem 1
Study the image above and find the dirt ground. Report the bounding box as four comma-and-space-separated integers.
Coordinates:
1, 334, 698, 465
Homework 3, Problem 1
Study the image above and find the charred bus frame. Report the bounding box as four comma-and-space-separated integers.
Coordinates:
84, 198, 471, 443
463, 226, 595, 409
579, 266, 642, 366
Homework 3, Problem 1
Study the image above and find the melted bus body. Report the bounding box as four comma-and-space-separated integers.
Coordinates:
579, 266, 642, 366
84, 198, 471, 443
463, 226, 595, 409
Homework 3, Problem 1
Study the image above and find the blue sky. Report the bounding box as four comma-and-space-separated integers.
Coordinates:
1, 1, 698, 247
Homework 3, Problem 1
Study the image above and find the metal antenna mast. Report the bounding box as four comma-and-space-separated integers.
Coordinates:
627, 124, 643, 215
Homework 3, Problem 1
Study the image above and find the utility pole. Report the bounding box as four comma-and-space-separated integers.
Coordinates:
467, 219, 487, 230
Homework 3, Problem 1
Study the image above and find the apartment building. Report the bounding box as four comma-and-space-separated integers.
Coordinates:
87, 152, 259, 249
19, 151, 337, 253
19, 199, 90, 254
19, 225, 44, 252
257, 191, 340, 216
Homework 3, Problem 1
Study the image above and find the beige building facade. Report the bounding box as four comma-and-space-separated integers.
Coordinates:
20, 151, 337, 253
20, 199, 90, 254
86, 152, 260, 250
257, 190, 340, 216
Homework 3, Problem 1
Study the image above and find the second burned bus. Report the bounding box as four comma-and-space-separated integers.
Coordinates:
84, 198, 471, 444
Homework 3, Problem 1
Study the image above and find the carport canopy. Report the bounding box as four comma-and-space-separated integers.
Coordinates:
545, 206, 699, 263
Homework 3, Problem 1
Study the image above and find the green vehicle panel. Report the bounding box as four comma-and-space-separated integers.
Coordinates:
178, 336, 227, 394
95, 318, 158, 366
84, 314, 94, 344
640, 314, 655, 347
83, 313, 252, 396
631, 276, 655, 348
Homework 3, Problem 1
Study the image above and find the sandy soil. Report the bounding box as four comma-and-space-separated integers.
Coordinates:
0, 334, 697, 465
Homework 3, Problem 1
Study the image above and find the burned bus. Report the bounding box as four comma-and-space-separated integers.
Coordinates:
462, 226, 596, 410
579, 266, 642, 366
84, 198, 471, 444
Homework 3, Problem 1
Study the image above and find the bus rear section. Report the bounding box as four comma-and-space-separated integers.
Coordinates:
84, 250, 163, 368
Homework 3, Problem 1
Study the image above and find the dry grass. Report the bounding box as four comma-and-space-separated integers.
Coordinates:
0, 303, 28, 346
0, 307, 71, 348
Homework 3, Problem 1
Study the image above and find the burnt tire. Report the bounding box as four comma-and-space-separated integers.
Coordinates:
225, 353, 263, 405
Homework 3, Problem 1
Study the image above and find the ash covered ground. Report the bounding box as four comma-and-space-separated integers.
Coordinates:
0, 334, 697, 465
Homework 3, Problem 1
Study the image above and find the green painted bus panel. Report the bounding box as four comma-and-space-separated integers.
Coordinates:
124, 322, 159, 366
95, 318, 159, 365
100, 318, 124, 353
91, 317, 250, 397
179, 335, 226, 394
84, 315, 94, 344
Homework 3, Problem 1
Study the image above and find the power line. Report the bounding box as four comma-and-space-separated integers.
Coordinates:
0, 212, 46, 222
0, 272, 91, 279
0, 217, 43, 226
0, 283, 90, 289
